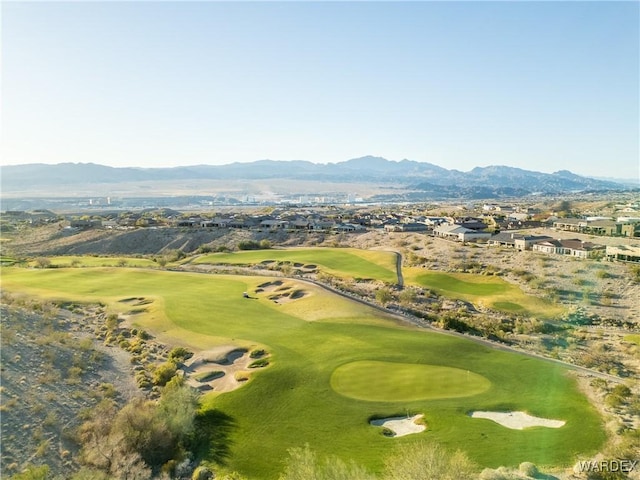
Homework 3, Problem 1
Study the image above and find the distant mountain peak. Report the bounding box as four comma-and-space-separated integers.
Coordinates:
0, 157, 628, 199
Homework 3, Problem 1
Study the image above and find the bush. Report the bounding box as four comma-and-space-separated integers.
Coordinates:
192, 466, 214, 480
248, 358, 269, 368
237, 240, 261, 250
153, 362, 178, 386
168, 346, 193, 364
249, 349, 266, 358
375, 288, 393, 305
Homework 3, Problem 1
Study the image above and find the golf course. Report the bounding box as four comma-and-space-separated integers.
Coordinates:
191, 247, 399, 283
404, 268, 565, 318
1, 257, 604, 479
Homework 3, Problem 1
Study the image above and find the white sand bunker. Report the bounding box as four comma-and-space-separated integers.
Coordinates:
370, 414, 426, 437
470, 411, 565, 430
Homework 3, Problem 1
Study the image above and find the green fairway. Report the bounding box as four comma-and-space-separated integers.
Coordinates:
405, 268, 564, 318
1, 267, 604, 478
331, 360, 491, 402
192, 247, 398, 283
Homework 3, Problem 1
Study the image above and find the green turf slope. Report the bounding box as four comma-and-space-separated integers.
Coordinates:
405, 269, 564, 318
192, 247, 398, 283
1, 267, 603, 478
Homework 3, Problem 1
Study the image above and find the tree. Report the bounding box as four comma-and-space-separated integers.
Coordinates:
113, 398, 177, 468
77, 399, 123, 472
157, 377, 199, 442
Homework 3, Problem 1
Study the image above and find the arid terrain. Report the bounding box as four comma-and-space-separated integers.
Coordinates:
2, 219, 639, 478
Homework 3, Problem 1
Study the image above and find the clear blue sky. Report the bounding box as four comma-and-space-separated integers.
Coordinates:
2, 1, 638, 179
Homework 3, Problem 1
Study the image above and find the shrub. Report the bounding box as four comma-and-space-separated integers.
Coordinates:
375, 288, 393, 305
35, 257, 51, 269
249, 349, 266, 358
192, 466, 214, 480
197, 244, 213, 254
168, 346, 193, 364
248, 358, 269, 368
153, 362, 178, 386
237, 240, 261, 250
105, 314, 119, 331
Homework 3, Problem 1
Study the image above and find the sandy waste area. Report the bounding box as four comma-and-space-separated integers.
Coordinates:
470, 411, 565, 430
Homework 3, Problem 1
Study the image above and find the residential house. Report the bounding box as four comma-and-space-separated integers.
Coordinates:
488, 233, 552, 250
260, 219, 289, 230
533, 239, 605, 258
309, 220, 336, 231
384, 222, 428, 233
434, 224, 492, 242
332, 223, 364, 233
553, 218, 588, 232
606, 245, 640, 263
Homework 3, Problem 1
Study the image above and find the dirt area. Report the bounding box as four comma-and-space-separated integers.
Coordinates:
0, 303, 139, 477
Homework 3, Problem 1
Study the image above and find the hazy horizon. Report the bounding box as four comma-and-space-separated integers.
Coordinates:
2, 1, 638, 179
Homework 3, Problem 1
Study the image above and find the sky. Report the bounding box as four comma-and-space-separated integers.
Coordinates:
1, 1, 638, 179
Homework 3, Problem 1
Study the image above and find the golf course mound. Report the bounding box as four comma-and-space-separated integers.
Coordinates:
370, 414, 426, 437
331, 360, 491, 402
470, 411, 565, 430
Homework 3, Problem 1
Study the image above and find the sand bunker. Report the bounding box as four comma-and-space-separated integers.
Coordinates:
183, 346, 254, 393
370, 414, 426, 437
470, 411, 565, 430
255, 281, 308, 304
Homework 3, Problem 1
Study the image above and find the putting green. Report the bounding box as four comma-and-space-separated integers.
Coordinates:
331, 360, 491, 402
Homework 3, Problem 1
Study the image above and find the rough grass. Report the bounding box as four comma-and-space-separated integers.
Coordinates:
1, 267, 604, 479
30, 255, 158, 268
192, 247, 398, 283
623, 334, 640, 345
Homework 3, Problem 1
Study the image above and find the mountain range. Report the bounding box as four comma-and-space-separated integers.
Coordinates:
1, 156, 632, 199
